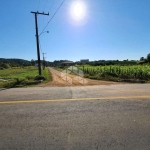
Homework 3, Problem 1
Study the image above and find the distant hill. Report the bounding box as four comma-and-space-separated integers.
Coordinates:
0, 58, 31, 67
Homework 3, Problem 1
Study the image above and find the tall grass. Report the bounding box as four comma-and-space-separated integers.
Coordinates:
78, 65, 150, 82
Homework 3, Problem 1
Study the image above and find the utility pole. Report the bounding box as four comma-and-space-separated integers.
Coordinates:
31, 11, 49, 75
44, 57, 47, 67
42, 53, 47, 70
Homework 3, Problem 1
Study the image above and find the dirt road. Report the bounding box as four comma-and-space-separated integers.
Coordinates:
41, 67, 118, 87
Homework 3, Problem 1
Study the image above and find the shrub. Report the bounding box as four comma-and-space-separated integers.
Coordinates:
35, 75, 46, 81
0, 63, 10, 69
0, 67, 4, 70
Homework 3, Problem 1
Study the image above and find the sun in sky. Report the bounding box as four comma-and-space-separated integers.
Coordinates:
70, 1, 86, 21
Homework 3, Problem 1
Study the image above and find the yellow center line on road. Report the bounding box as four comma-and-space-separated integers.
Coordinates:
0, 95, 150, 104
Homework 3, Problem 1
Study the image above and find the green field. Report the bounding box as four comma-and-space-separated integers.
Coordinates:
78, 65, 150, 82
0, 67, 51, 88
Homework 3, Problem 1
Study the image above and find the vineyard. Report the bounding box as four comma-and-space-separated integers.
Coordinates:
78, 65, 150, 82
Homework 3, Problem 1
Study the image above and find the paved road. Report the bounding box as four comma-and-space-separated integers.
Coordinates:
0, 84, 150, 150
0, 84, 150, 101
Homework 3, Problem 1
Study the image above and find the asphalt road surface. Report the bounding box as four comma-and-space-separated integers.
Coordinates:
0, 84, 150, 150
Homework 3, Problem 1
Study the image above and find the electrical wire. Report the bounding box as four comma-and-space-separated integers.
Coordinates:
39, 0, 66, 36
43, 0, 49, 11
37, 0, 41, 10
49, 0, 55, 11
43, 0, 55, 30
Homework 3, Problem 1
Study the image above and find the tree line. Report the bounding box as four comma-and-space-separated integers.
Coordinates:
0, 53, 149, 69
0, 58, 31, 69
0, 58, 53, 69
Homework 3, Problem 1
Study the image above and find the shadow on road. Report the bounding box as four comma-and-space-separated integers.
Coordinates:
0, 88, 10, 91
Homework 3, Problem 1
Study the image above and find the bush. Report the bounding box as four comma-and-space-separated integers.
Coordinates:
0, 63, 11, 69
147, 53, 150, 63
101, 72, 118, 77
0, 67, 4, 70
35, 75, 46, 81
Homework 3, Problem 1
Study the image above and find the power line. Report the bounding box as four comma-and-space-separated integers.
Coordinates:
42, 0, 55, 31
49, 0, 55, 11
43, 0, 55, 13
43, 0, 49, 11
39, 0, 65, 36
37, 0, 41, 10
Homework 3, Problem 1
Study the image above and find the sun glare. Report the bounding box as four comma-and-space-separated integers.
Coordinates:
70, 1, 86, 21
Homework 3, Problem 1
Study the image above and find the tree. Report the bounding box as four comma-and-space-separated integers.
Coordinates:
0, 63, 10, 69
31, 59, 35, 66
140, 57, 144, 61
147, 53, 150, 63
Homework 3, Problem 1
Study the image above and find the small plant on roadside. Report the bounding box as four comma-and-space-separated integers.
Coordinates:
35, 75, 46, 81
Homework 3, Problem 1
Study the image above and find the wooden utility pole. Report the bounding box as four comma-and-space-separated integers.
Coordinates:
31, 11, 49, 75
42, 53, 47, 70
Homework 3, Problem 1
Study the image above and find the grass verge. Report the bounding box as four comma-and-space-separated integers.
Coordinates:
0, 67, 52, 88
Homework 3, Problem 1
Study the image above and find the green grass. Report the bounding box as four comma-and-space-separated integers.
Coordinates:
0, 66, 51, 88
42, 67, 52, 83
53, 67, 65, 72
0, 67, 38, 79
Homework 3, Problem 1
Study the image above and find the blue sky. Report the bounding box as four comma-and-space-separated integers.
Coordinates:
0, 0, 150, 62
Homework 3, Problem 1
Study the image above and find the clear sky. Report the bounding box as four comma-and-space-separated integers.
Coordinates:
0, 0, 150, 62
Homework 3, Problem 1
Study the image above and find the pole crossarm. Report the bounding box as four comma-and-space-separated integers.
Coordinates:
31, 11, 49, 16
